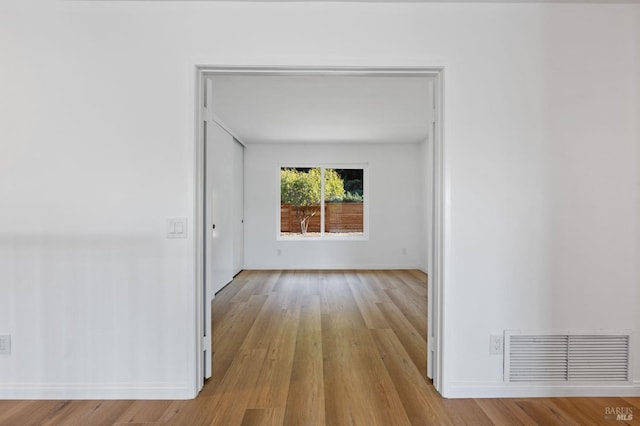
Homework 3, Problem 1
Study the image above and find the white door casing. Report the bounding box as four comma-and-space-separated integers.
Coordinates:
194, 66, 445, 395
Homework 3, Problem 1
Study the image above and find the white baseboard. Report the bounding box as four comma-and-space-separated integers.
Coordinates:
243, 264, 421, 270
0, 382, 195, 400
443, 381, 640, 398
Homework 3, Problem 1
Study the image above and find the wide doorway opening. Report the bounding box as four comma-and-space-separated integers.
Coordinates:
194, 67, 445, 396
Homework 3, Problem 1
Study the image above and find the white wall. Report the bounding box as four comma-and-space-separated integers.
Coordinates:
439, 5, 639, 396
0, 1, 638, 399
243, 143, 423, 269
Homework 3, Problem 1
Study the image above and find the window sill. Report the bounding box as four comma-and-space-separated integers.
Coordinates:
277, 234, 369, 242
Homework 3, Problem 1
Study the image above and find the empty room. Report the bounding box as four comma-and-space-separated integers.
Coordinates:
1, 0, 639, 425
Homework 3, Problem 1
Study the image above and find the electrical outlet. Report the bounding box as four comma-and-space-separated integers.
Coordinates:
489, 334, 502, 355
0, 335, 11, 355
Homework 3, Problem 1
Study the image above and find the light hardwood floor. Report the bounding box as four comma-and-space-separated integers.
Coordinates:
1, 270, 639, 425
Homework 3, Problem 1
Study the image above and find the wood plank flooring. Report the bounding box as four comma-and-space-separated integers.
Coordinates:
1, 270, 639, 425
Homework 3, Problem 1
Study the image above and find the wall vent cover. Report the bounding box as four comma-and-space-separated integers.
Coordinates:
504, 331, 631, 383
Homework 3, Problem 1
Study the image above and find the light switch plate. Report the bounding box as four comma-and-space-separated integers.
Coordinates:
167, 218, 188, 239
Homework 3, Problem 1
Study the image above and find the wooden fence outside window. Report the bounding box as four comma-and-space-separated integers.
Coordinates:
280, 202, 364, 233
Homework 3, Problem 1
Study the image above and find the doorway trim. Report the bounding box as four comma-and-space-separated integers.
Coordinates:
193, 65, 446, 395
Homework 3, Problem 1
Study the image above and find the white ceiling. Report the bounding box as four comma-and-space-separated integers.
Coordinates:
229, 0, 638, 2
208, 74, 433, 145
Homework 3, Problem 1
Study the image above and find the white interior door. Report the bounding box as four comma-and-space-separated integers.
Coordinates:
203, 78, 214, 379
205, 84, 235, 292
426, 79, 435, 380
232, 140, 244, 275
206, 136, 234, 295
203, 78, 236, 379
203, 78, 216, 378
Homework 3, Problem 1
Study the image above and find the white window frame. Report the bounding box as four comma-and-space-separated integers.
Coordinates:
278, 163, 369, 241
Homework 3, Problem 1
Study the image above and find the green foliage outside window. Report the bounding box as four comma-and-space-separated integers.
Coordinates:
280, 168, 345, 234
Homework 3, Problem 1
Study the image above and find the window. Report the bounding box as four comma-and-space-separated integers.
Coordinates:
280, 166, 366, 239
